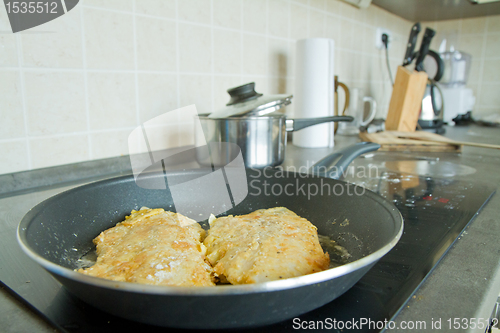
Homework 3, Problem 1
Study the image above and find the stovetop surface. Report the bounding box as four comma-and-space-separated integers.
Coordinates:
0, 163, 495, 333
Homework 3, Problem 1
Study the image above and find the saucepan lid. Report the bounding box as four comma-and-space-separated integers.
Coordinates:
208, 82, 292, 118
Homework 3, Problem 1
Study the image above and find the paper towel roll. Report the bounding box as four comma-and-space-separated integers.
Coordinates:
293, 38, 335, 148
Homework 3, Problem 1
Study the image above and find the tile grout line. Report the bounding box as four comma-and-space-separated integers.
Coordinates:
132, 0, 141, 127
80, 5, 92, 161
265, 0, 269, 81
175, 0, 181, 110
240, 0, 244, 84
211, 0, 215, 114
287, 0, 292, 96
476, 17, 487, 112
0, 127, 140, 142
287, 0, 291, 40
15, 32, 32, 170
323, 0, 327, 38
306, 0, 310, 38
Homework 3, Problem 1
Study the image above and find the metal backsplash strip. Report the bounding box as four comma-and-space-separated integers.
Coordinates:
0, 156, 133, 198
0, 146, 201, 198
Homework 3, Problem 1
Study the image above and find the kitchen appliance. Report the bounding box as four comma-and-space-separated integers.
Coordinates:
440, 50, 471, 85
337, 88, 377, 136
198, 83, 353, 168
437, 50, 475, 125
293, 38, 350, 148
1, 152, 495, 332
418, 82, 445, 133
17, 143, 402, 329
440, 85, 476, 124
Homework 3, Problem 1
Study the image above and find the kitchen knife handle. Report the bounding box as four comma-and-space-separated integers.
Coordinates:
403, 22, 421, 66
286, 116, 353, 132
415, 28, 436, 72
309, 142, 381, 180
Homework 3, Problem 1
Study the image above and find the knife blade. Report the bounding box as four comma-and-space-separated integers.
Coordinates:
415, 27, 436, 72
402, 22, 421, 66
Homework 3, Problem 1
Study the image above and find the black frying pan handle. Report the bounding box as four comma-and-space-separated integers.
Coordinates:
287, 116, 353, 132
310, 142, 381, 179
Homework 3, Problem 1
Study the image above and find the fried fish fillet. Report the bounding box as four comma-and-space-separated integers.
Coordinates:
78, 208, 215, 286
203, 207, 330, 284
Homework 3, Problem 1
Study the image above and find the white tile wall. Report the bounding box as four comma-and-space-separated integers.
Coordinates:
213, 29, 241, 74
135, 16, 177, 71
84, 0, 133, 12
135, 0, 176, 19
21, 7, 83, 68
30, 134, 89, 169
87, 72, 137, 130
83, 8, 135, 70
179, 74, 212, 114
0, 71, 25, 140
178, 23, 212, 73
24, 71, 86, 136
178, 0, 211, 24
0, 35, 17, 67
10, 0, 489, 175
0, 141, 29, 174
137, 73, 178, 122
213, 0, 242, 30
243, 0, 267, 34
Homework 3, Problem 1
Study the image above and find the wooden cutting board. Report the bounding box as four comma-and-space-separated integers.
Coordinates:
359, 131, 462, 152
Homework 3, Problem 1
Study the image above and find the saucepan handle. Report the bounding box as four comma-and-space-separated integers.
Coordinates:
286, 116, 353, 132
310, 142, 381, 179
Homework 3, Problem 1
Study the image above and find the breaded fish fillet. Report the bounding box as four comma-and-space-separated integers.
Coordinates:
78, 208, 215, 286
203, 207, 330, 284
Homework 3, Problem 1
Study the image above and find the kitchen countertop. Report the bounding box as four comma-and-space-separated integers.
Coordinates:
1, 124, 499, 333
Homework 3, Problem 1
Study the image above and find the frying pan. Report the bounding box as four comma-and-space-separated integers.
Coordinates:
17, 143, 403, 329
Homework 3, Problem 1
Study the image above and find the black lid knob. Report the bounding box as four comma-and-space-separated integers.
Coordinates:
226, 82, 263, 106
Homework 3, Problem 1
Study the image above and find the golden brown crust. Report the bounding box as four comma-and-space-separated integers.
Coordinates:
78, 208, 215, 286
203, 207, 330, 284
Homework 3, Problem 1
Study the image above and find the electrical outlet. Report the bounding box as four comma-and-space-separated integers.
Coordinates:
375, 28, 392, 49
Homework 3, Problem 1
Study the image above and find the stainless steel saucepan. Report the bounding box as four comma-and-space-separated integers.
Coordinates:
195, 82, 353, 168
195, 113, 353, 168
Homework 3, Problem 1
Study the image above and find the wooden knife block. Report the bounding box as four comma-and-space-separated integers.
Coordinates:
385, 66, 428, 132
